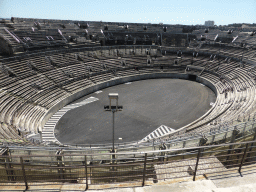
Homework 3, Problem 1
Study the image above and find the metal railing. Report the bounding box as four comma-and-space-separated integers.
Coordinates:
1, 139, 256, 190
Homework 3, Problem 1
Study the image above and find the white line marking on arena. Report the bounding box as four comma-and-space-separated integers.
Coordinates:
42, 97, 99, 144
140, 125, 175, 142
95, 90, 102, 94
125, 82, 132, 84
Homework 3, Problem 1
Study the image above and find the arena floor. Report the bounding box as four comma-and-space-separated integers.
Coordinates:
54, 79, 216, 145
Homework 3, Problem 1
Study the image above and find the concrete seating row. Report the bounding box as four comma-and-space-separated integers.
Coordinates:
158, 50, 256, 142
199, 44, 255, 63
179, 66, 255, 139
1, 58, 37, 79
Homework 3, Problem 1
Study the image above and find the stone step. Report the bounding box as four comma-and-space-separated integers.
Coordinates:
42, 130, 54, 133
42, 137, 56, 140
44, 125, 56, 127
52, 115, 63, 117
42, 133, 55, 139
43, 127, 54, 130
42, 131, 53, 135
46, 121, 57, 123
44, 125, 55, 127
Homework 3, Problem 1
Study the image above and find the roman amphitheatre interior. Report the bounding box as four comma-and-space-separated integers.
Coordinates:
0, 17, 256, 191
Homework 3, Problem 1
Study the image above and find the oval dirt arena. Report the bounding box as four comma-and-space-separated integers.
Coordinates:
55, 78, 216, 145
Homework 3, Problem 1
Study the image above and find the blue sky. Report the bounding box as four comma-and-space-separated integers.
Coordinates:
0, 0, 255, 25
